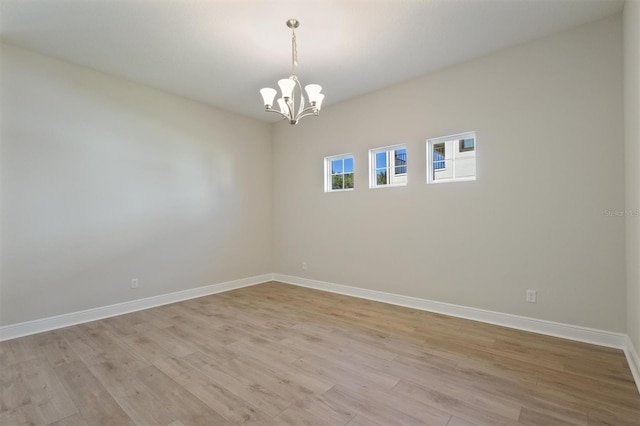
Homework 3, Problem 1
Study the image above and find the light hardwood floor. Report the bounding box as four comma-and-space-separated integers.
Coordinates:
1, 281, 639, 426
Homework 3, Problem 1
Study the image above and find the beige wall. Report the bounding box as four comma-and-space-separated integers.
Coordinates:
625, 0, 640, 352
0, 44, 273, 326
273, 16, 625, 332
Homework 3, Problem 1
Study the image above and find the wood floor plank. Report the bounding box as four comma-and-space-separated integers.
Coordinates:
446, 417, 479, 426
58, 326, 107, 367
346, 414, 383, 426
116, 390, 182, 426
291, 351, 400, 390
272, 397, 354, 426
564, 356, 637, 385
387, 357, 524, 421
172, 367, 273, 425
0, 402, 46, 426
33, 331, 81, 368
454, 355, 540, 388
534, 369, 640, 412
0, 361, 29, 412
227, 334, 304, 364
78, 324, 149, 372
142, 326, 198, 358
165, 308, 239, 346
89, 361, 180, 425
288, 395, 355, 425
490, 338, 566, 371
586, 403, 640, 425
233, 347, 333, 395
131, 307, 175, 331
136, 365, 231, 426
322, 383, 450, 426
291, 321, 400, 362
15, 357, 79, 424
392, 378, 520, 426
0, 281, 637, 426
182, 351, 292, 418
211, 354, 318, 403
54, 361, 132, 425
0, 339, 17, 366
118, 331, 195, 379
518, 407, 586, 426
47, 413, 88, 426
12, 335, 46, 360
100, 312, 146, 338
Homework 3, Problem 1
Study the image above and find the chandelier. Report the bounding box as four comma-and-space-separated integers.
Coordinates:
259, 19, 324, 125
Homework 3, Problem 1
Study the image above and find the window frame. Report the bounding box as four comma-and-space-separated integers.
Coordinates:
427, 132, 477, 184
324, 153, 355, 192
369, 144, 408, 189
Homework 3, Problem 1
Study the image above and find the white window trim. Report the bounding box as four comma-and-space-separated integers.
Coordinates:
324, 153, 355, 192
369, 144, 408, 189
427, 132, 476, 184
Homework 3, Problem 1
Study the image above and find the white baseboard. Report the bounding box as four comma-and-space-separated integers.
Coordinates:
0, 273, 274, 342
273, 274, 628, 349
625, 337, 640, 394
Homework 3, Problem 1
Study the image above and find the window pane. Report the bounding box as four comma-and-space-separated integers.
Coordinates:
376, 170, 388, 185
376, 152, 387, 168
394, 149, 406, 175
344, 158, 354, 173
455, 153, 476, 178
332, 174, 344, 190
433, 143, 445, 170
331, 159, 343, 174
459, 138, 475, 152
344, 173, 354, 189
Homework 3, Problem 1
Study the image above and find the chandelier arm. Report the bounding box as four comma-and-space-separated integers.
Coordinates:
295, 79, 305, 115
299, 102, 320, 113
286, 99, 296, 121
264, 108, 290, 120
299, 105, 318, 114
296, 110, 319, 121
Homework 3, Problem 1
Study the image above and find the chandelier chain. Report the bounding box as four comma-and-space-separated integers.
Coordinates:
291, 28, 298, 76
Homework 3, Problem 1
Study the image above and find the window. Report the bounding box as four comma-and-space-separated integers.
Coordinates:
325, 154, 354, 192
369, 145, 407, 188
427, 132, 476, 183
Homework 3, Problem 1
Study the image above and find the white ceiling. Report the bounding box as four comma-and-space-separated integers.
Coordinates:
0, 0, 625, 122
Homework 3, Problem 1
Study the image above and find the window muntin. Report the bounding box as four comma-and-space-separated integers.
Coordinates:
427, 132, 476, 183
325, 154, 354, 192
370, 145, 407, 188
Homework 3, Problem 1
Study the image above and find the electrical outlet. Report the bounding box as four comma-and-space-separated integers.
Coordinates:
302, 262, 307, 270
526, 289, 537, 303
131, 278, 139, 289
